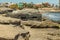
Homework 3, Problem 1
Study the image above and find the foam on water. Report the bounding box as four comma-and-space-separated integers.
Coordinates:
42, 12, 60, 22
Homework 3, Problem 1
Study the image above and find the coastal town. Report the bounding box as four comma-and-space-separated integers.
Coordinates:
0, 0, 60, 40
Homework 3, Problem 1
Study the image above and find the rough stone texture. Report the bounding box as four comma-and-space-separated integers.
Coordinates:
6, 9, 41, 19
0, 16, 30, 40
0, 16, 21, 25
6, 9, 39, 15
0, 8, 60, 40
21, 20, 60, 28
23, 26, 60, 40
0, 24, 30, 40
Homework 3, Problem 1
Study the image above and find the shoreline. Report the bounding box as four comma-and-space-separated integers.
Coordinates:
38, 8, 60, 13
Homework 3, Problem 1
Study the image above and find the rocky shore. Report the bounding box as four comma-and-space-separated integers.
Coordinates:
0, 8, 60, 40
0, 16, 30, 40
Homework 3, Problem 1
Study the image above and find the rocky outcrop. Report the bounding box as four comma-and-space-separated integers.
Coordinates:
22, 20, 60, 28
47, 30, 60, 40
6, 9, 39, 17
0, 24, 30, 40
0, 16, 30, 40
5, 9, 42, 21
0, 16, 21, 26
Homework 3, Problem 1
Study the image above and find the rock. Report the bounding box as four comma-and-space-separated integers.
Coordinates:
6, 9, 38, 17
38, 20, 60, 28
0, 37, 13, 40
0, 24, 30, 40
5, 9, 42, 21
47, 30, 60, 37
47, 36, 60, 40
0, 16, 21, 26
21, 20, 41, 27
22, 20, 60, 28
0, 7, 13, 14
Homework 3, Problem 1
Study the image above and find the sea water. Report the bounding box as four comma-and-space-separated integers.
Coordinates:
42, 12, 60, 22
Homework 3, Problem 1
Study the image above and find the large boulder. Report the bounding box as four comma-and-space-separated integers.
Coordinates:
21, 20, 41, 26
21, 20, 60, 28
0, 24, 30, 40
37, 20, 60, 28
0, 16, 21, 26
0, 7, 13, 14
6, 9, 40, 18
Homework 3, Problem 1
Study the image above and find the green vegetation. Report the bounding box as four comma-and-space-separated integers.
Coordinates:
8, 2, 54, 10
18, 2, 24, 10
9, 4, 18, 10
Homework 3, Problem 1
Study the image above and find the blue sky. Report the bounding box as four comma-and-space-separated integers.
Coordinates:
0, 0, 59, 5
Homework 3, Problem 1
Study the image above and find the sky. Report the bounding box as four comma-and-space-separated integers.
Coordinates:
0, 0, 59, 5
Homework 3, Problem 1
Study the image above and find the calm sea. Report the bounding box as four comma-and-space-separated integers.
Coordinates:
42, 12, 60, 22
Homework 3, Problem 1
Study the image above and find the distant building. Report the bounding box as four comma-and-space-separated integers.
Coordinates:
17, 3, 24, 9
33, 4, 42, 8
42, 2, 51, 8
